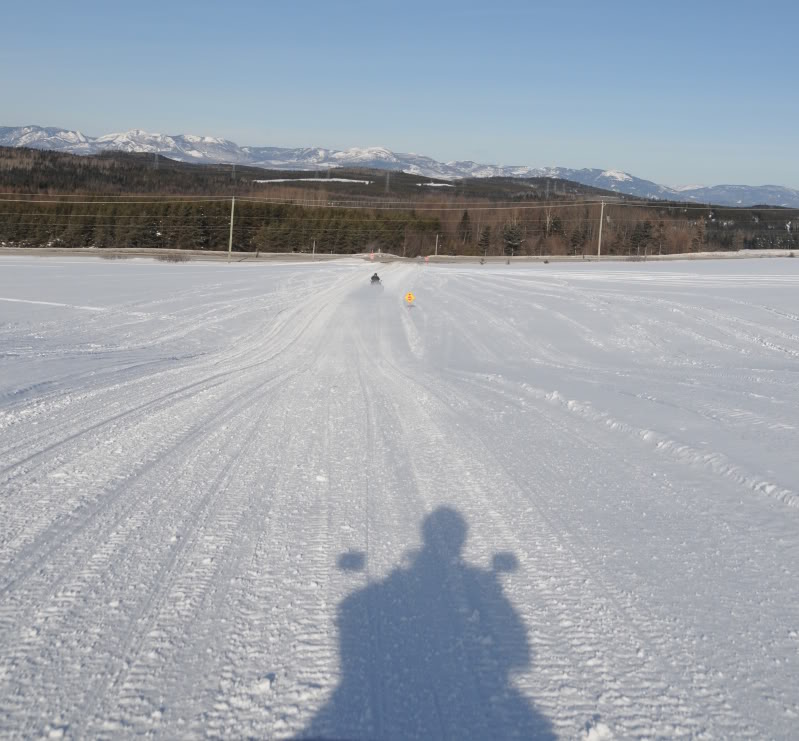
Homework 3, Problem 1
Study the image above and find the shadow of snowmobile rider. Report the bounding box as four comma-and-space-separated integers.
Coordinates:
300, 507, 555, 740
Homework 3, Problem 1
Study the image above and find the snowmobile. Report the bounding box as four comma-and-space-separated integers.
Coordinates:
370, 273, 381, 285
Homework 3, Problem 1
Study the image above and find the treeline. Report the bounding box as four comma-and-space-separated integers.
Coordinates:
1, 146, 797, 256
3, 194, 796, 257
0, 198, 442, 255
441, 203, 799, 256
5, 196, 796, 256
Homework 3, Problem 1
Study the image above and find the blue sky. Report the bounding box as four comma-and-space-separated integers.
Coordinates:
3, 0, 797, 187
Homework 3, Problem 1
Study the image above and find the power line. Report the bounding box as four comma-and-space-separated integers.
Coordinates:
0, 212, 648, 228
2, 189, 795, 213
0, 197, 230, 205
0, 194, 602, 209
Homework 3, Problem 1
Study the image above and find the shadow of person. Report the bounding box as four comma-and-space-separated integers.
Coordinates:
299, 507, 554, 740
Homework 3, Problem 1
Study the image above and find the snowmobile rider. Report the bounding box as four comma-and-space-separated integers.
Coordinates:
371, 272, 380, 283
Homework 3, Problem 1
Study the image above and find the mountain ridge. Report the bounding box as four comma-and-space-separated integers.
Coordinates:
2, 125, 797, 208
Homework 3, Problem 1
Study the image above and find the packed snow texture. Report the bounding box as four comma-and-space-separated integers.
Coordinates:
1, 257, 798, 739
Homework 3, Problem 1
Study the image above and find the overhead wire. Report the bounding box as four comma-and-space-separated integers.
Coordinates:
2, 193, 795, 214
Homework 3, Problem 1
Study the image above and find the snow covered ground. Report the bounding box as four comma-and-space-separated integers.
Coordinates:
1, 256, 798, 739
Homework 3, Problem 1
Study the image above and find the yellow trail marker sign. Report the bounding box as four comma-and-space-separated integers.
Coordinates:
405, 292, 416, 304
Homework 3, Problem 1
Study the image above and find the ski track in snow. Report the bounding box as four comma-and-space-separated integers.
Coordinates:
1, 256, 799, 739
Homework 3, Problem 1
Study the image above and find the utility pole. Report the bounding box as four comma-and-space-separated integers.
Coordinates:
312, 239, 316, 260
435, 233, 439, 256
597, 201, 605, 259
227, 196, 235, 263
385, 171, 390, 194
232, 163, 236, 181
153, 152, 159, 170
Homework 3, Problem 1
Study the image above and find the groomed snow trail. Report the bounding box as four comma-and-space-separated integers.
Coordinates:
1, 256, 798, 739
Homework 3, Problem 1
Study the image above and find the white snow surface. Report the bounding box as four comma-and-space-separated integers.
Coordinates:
600, 169, 633, 182
1, 256, 799, 739
253, 178, 374, 185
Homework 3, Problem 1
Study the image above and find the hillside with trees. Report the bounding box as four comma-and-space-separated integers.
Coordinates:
1, 147, 797, 256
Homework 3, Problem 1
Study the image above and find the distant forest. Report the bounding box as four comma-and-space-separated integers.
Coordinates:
1, 147, 797, 256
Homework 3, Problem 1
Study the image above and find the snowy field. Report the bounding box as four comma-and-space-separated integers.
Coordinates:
1, 255, 798, 739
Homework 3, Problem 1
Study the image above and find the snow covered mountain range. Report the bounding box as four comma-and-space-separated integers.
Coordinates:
3, 125, 798, 208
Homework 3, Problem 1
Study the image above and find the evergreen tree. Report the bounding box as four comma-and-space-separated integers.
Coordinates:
692, 218, 706, 252
502, 221, 523, 256
631, 220, 653, 255
477, 226, 492, 255
569, 228, 584, 255
457, 210, 472, 244
656, 220, 665, 254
